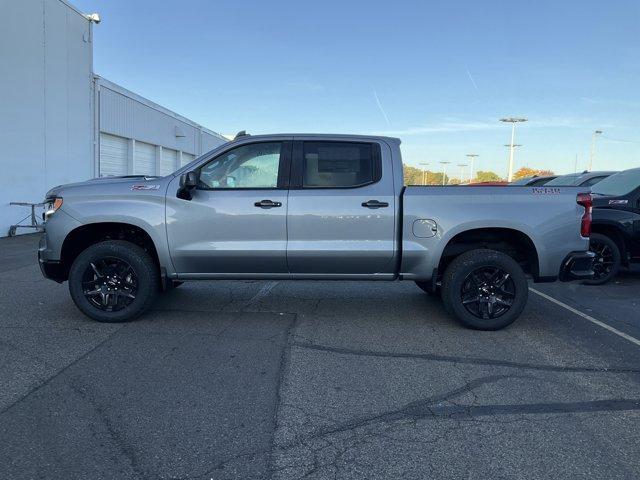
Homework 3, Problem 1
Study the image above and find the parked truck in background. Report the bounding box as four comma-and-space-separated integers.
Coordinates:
39, 133, 595, 330
585, 168, 640, 284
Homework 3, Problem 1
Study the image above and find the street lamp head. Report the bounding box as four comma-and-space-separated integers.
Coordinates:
439, 161, 451, 165
500, 117, 528, 123
504, 144, 522, 147
466, 154, 479, 158
595, 130, 603, 134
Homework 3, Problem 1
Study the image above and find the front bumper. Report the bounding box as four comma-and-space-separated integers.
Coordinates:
38, 233, 66, 282
559, 251, 596, 281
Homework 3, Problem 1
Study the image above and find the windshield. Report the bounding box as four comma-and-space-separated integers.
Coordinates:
591, 169, 640, 196
544, 174, 581, 186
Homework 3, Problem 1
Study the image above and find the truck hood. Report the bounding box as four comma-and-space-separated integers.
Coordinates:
45, 175, 166, 198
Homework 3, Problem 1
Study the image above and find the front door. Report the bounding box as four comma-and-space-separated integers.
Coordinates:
166, 140, 292, 275
286, 139, 397, 275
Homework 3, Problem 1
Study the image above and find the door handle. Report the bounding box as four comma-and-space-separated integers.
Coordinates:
362, 200, 389, 209
254, 199, 282, 208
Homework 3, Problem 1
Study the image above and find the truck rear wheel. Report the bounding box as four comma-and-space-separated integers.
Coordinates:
68, 240, 159, 323
441, 249, 528, 330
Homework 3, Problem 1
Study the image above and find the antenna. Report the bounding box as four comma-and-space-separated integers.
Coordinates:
234, 130, 250, 140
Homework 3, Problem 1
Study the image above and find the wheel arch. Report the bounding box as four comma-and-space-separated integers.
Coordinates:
437, 227, 540, 279
59, 222, 163, 282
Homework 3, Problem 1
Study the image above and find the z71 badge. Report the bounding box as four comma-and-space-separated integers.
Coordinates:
131, 184, 160, 191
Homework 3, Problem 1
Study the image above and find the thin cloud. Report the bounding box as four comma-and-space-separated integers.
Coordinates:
373, 88, 391, 127
374, 120, 499, 137
465, 67, 479, 91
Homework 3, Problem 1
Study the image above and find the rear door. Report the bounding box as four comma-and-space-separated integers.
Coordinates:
286, 138, 397, 275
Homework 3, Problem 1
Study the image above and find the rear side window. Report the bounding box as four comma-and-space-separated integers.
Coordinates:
580, 176, 606, 187
302, 142, 380, 188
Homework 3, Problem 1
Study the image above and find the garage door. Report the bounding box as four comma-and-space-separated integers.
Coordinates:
99, 133, 128, 177
181, 152, 195, 167
161, 148, 178, 175
134, 141, 156, 176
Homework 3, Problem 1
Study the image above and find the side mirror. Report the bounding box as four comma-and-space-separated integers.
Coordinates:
178, 171, 198, 200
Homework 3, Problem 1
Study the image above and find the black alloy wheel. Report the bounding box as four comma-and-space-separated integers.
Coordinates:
81, 257, 138, 311
441, 249, 528, 330
591, 242, 614, 280
460, 266, 516, 319
584, 233, 621, 285
68, 240, 159, 322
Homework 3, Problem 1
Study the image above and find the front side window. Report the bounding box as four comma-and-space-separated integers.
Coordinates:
303, 142, 377, 188
199, 142, 281, 189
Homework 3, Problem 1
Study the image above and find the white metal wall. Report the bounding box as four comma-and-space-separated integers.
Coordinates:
0, 0, 94, 236
96, 78, 227, 177
0, 1, 228, 236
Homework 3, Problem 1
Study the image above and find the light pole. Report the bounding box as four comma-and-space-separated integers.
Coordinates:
466, 154, 478, 182
439, 161, 451, 185
419, 162, 430, 185
500, 117, 527, 182
587, 130, 603, 171
457, 164, 468, 184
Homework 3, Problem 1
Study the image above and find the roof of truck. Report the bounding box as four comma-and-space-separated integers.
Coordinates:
229, 132, 401, 144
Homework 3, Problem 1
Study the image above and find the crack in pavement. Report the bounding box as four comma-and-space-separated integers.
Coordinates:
292, 341, 640, 374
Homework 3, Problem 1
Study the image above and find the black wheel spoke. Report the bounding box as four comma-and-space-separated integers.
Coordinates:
81, 256, 138, 312
461, 265, 516, 320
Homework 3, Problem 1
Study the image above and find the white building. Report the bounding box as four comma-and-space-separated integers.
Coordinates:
0, 0, 227, 236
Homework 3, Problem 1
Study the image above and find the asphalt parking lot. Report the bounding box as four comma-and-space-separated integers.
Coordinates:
1, 234, 640, 479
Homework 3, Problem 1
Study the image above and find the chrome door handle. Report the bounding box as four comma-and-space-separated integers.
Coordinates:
362, 200, 389, 209
254, 199, 282, 208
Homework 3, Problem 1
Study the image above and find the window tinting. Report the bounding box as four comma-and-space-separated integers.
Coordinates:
198, 142, 281, 189
591, 168, 640, 197
580, 176, 607, 187
544, 174, 581, 186
303, 142, 375, 188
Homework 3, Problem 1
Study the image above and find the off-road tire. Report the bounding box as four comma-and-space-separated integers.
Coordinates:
441, 249, 528, 330
68, 240, 159, 322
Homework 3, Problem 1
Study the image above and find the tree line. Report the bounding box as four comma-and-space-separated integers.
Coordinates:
403, 164, 554, 185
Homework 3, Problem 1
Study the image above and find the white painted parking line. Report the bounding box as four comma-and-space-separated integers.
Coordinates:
530, 287, 640, 348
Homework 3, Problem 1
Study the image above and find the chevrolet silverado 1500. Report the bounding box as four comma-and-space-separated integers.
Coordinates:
39, 133, 595, 330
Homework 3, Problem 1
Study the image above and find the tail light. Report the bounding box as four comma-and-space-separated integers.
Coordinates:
577, 193, 592, 237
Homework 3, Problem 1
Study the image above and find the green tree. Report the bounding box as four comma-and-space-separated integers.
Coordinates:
403, 164, 423, 185
474, 170, 502, 183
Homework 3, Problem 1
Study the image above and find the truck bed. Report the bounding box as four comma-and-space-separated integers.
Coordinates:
400, 185, 590, 280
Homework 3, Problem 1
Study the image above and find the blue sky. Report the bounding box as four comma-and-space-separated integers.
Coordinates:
74, 0, 640, 176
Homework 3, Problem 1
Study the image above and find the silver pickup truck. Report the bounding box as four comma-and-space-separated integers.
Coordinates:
39, 133, 594, 330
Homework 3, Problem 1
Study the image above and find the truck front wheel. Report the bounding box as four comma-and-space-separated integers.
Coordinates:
68, 240, 159, 323
441, 249, 528, 330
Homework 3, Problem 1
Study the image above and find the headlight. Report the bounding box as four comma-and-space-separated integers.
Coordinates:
44, 197, 63, 220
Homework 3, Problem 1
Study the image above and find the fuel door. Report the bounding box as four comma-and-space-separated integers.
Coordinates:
412, 219, 438, 238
